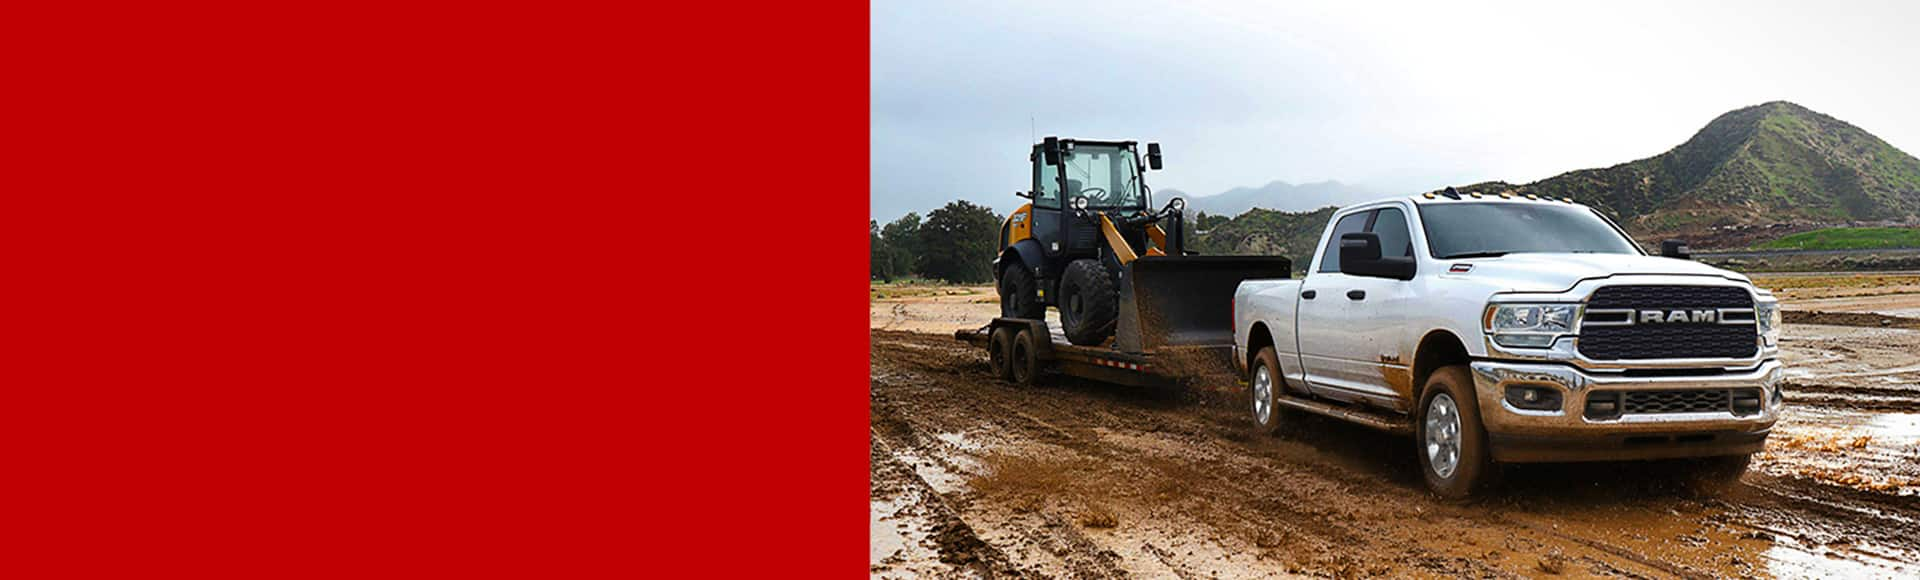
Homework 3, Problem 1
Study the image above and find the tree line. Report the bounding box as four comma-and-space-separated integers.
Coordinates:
871, 200, 1002, 283
870, 203, 1251, 283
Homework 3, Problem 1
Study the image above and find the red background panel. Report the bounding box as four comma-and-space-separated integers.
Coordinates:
8, 1, 866, 575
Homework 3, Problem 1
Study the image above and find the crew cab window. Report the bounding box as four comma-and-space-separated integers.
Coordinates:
1316, 211, 1371, 273
1371, 207, 1414, 258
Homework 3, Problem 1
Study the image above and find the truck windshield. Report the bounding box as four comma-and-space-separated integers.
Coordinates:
1061, 146, 1143, 208
1418, 203, 1641, 259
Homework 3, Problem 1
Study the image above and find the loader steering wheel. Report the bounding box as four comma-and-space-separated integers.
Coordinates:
1075, 187, 1109, 205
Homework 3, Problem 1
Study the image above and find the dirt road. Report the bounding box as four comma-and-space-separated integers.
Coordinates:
870, 280, 1920, 578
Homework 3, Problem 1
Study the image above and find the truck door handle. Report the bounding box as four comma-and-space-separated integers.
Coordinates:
1301, 290, 1317, 300
1346, 290, 1366, 300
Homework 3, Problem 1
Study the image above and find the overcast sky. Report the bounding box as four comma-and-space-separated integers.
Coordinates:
870, 0, 1920, 221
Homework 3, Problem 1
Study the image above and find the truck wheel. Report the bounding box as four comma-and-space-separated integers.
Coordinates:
1679, 454, 1751, 496
1010, 328, 1041, 386
1058, 259, 1117, 346
1250, 347, 1289, 434
998, 262, 1044, 319
988, 327, 1015, 382
1417, 365, 1494, 499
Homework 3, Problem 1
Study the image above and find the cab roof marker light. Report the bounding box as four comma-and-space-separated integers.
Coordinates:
1469, 192, 1483, 198
1499, 192, 1512, 199
1423, 192, 1436, 199
1561, 197, 1573, 203
1525, 194, 1539, 200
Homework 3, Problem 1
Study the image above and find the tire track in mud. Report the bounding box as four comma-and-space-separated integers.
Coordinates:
871, 330, 1920, 578
871, 428, 1020, 578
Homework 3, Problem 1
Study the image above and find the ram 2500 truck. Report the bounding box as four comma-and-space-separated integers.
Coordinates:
1232, 191, 1784, 498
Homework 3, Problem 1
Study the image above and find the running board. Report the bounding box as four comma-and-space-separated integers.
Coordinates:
1273, 394, 1412, 436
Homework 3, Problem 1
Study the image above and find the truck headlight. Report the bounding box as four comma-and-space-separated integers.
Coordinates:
1755, 299, 1781, 346
1484, 303, 1577, 348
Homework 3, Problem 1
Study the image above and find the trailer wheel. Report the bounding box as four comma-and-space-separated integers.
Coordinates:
1417, 365, 1494, 500
1010, 328, 1041, 386
1059, 259, 1117, 346
998, 262, 1044, 319
1250, 347, 1289, 434
988, 327, 1015, 382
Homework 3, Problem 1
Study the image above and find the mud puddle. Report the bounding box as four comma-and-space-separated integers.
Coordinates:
871, 330, 1920, 578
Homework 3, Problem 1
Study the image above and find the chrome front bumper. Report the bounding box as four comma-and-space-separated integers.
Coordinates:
1469, 359, 1784, 462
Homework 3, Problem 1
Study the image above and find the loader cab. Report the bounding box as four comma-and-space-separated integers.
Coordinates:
1033, 140, 1149, 211
1021, 138, 1159, 262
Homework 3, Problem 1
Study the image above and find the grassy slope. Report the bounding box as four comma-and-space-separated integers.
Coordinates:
1189, 206, 1336, 273
1438, 102, 1920, 237
1753, 227, 1920, 250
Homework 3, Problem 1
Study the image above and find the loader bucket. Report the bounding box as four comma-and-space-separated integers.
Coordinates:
1114, 255, 1294, 353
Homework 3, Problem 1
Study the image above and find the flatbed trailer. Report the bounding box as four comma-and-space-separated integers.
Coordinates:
956, 317, 1413, 434
958, 255, 1292, 388
956, 318, 1234, 387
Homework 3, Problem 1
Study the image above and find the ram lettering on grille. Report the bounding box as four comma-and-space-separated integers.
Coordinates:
1579, 286, 1757, 360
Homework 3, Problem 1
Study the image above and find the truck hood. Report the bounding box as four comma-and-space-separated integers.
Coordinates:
1448, 253, 1748, 293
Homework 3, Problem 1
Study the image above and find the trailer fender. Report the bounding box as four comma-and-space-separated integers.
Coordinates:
988, 318, 1052, 359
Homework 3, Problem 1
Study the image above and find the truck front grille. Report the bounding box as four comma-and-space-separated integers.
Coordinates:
1626, 389, 1729, 413
1584, 388, 1764, 419
1577, 285, 1757, 360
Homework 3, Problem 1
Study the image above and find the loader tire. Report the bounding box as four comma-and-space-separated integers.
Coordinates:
1059, 259, 1117, 346
998, 261, 1044, 319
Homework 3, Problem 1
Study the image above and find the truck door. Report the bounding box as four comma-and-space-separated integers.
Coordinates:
1344, 206, 1419, 404
1297, 207, 1417, 403
1296, 210, 1373, 396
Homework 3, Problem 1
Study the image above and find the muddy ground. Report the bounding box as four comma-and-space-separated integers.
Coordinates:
870, 277, 1920, 578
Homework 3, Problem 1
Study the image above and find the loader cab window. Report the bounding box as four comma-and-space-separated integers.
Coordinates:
1033, 153, 1062, 209
1316, 211, 1371, 273
1061, 145, 1143, 208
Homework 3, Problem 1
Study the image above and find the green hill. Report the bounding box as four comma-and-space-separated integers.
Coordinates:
1440, 102, 1920, 239
1189, 206, 1336, 273
1753, 227, 1920, 250
1190, 102, 1920, 260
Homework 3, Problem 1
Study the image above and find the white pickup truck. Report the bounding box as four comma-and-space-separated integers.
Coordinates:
1232, 191, 1784, 498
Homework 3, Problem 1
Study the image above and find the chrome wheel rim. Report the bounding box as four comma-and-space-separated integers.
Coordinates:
1252, 365, 1273, 425
1425, 394, 1461, 479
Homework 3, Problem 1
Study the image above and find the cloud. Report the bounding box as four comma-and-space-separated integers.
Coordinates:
871, 0, 1920, 221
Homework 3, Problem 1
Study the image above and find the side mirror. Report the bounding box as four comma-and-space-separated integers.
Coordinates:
1661, 239, 1691, 260
1339, 232, 1416, 280
1146, 142, 1163, 170
1042, 136, 1061, 165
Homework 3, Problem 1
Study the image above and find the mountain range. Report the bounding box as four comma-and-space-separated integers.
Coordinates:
1194, 101, 1920, 261
1163, 180, 1379, 217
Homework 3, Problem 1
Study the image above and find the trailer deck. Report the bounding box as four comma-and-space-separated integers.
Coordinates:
956, 317, 1235, 387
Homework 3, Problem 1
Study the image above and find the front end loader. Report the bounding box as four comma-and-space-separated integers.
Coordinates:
993, 137, 1291, 351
